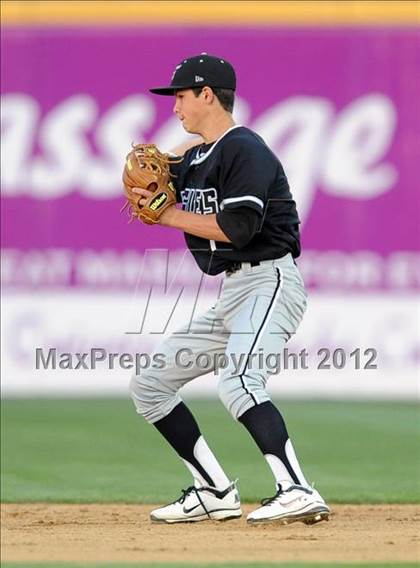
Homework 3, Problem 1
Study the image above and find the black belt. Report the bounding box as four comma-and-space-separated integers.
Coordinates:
226, 261, 261, 275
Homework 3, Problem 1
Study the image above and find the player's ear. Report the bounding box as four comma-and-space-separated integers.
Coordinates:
202, 86, 214, 104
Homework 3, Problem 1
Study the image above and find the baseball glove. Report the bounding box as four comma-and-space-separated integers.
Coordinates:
121, 143, 181, 225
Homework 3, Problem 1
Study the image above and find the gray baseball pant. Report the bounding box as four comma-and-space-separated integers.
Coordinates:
130, 253, 307, 422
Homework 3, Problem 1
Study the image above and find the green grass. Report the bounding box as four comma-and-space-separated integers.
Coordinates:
1, 399, 419, 504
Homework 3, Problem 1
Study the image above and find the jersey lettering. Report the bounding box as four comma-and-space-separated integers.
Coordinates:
181, 187, 219, 214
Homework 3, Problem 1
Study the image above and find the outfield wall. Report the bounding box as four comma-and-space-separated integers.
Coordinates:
1, 2, 419, 399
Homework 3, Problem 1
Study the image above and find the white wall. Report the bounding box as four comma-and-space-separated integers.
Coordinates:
2, 291, 419, 400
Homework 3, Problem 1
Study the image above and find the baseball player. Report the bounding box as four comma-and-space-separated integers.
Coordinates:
129, 54, 330, 524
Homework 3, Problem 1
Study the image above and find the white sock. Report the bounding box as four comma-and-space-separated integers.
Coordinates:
265, 439, 309, 489
182, 435, 230, 490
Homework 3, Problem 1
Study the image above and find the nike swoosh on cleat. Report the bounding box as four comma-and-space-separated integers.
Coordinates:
183, 503, 202, 514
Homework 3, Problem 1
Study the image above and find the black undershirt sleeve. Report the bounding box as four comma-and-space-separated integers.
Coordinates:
216, 206, 261, 250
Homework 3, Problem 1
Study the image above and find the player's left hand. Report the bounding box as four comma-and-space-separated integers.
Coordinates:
121, 142, 181, 225
131, 186, 177, 225
131, 187, 153, 207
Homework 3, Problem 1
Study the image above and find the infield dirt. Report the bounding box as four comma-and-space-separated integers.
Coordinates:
2, 503, 420, 564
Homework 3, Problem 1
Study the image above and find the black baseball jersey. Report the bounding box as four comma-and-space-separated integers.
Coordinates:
170, 125, 301, 275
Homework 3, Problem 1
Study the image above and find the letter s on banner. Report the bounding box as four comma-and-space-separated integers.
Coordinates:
1, 94, 40, 194
30, 95, 97, 198
83, 95, 156, 198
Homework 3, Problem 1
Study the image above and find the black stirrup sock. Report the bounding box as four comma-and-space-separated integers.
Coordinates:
154, 402, 216, 487
238, 400, 306, 486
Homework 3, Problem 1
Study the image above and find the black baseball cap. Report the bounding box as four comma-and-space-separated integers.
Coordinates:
149, 53, 236, 96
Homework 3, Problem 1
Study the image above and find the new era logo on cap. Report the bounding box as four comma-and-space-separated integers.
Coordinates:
150, 54, 236, 96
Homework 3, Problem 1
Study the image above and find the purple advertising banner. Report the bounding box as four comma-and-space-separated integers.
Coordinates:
1, 27, 420, 290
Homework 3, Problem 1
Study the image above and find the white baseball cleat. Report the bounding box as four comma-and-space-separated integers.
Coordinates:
150, 481, 242, 523
247, 480, 330, 525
